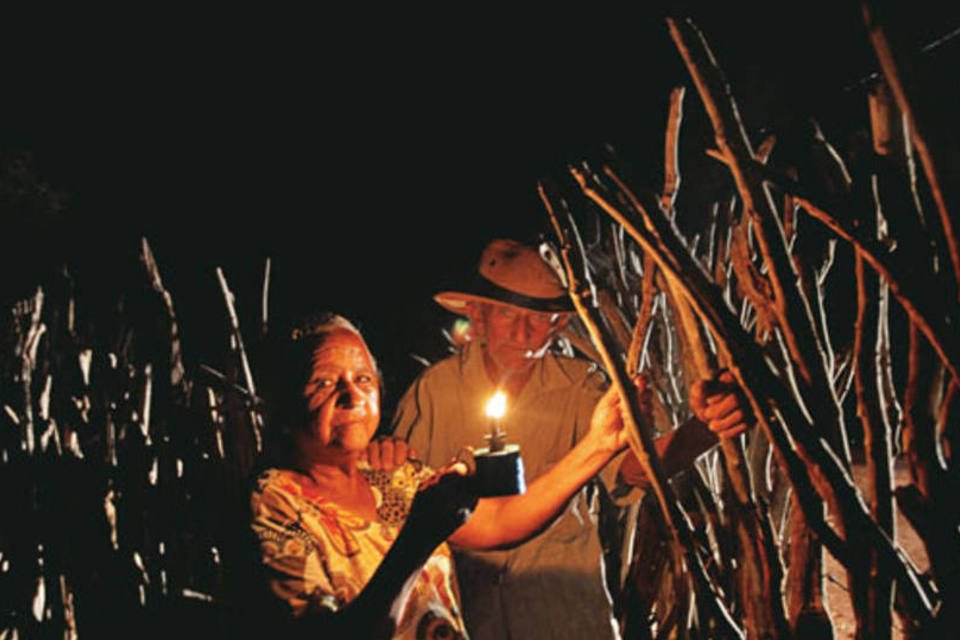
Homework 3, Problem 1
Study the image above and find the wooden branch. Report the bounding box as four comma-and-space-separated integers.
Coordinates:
141, 238, 186, 388
667, 16, 824, 388
863, 0, 960, 300
666, 280, 789, 638
261, 257, 271, 337
903, 323, 942, 500
571, 164, 938, 622
597, 288, 634, 352
216, 267, 264, 454
728, 218, 776, 342
796, 196, 960, 382
936, 379, 958, 464
662, 86, 685, 213
667, 16, 851, 472
854, 253, 894, 639
785, 494, 833, 636
626, 253, 658, 376
540, 183, 744, 638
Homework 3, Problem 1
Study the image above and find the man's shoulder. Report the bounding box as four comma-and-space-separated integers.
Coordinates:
412, 351, 465, 385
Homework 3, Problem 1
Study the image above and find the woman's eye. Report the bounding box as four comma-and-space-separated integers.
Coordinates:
315, 379, 335, 388
356, 374, 375, 385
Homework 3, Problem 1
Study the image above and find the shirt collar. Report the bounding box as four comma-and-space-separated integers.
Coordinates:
459, 341, 581, 401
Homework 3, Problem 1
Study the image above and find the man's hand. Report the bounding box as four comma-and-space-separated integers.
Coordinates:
619, 371, 753, 488
361, 436, 418, 472
690, 370, 753, 439
588, 375, 652, 454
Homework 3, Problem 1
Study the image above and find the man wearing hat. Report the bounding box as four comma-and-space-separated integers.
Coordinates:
391, 238, 750, 640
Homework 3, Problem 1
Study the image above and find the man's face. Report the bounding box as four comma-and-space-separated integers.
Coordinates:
300, 330, 381, 454
473, 302, 566, 374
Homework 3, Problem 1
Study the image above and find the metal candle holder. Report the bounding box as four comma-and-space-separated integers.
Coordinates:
473, 391, 526, 496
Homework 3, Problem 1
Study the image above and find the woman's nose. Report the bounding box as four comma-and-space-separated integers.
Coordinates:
335, 380, 363, 407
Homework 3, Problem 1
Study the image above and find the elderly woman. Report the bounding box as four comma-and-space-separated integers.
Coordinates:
250, 314, 747, 639
249, 312, 640, 639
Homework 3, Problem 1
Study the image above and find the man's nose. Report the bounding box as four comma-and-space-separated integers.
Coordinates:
511, 316, 533, 342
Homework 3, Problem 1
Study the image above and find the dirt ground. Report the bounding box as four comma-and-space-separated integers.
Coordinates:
822, 459, 929, 639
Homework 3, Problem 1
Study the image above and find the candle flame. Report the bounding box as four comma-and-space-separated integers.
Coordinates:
485, 391, 507, 420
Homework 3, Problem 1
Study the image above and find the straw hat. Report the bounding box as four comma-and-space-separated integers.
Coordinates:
434, 239, 574, 314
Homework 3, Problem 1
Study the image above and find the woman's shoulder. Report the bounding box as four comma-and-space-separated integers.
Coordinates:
254, 467, 298, 494
251, 468, 317, 511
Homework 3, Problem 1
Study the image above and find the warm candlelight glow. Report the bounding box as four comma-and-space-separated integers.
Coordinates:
484, 391, 507, 420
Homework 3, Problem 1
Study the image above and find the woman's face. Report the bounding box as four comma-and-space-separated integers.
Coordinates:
300, 330, 380, 454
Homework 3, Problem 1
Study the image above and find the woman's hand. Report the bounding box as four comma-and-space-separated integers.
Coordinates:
587, 376, 652, 454
403, 462, 479, 550
361, 436, 418, 472
690, 370, 753, 439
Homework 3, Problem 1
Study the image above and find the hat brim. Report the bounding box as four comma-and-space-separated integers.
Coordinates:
434, 284, 575, 316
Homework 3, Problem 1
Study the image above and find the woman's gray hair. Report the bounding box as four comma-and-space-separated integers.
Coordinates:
288, 312, 378, 370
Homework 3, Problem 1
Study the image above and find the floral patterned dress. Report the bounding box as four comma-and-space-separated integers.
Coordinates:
251, 460, 468, 639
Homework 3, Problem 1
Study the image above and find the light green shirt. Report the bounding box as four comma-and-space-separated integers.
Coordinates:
392, 343, 634, 640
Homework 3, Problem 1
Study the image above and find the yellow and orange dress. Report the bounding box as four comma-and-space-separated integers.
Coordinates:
250, 460, 467, 639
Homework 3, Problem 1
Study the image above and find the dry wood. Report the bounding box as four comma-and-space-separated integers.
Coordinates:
902, 324, 942, 500
216, 267, 264, 454
667, 17, 820, 388
662, 86, 685, 213
626, 253, 659, 376
795, 196, 960, 382
571, 163, 938, 622
261, 257, 271, 337
141, 238, 186, 388
862, 1, 960, 300
854, 253, 894, 639
655, 85, 787, 635
541, 183, 744, 639
667, 16, 852, 475
666, 280, 789, 638
785, 494, 832, 636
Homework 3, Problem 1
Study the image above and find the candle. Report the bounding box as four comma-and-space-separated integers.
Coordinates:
475, 390, 525, 496
484, 390, 507, 452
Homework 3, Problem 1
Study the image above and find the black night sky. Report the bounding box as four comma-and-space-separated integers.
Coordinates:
2, 4, 958, 412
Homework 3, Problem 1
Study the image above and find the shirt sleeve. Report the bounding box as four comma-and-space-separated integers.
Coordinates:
250, 479, 340, 617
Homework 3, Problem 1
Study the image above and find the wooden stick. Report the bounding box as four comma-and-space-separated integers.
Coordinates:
216, 267, 263, 453
141, 238, 186, 388
571, 164, 938, 622
667, 16, 851, 471
854, 252, 894, 639
261, 257, 271, 337
796, 196, 960, 382
656, 82, 786, 635
667, 279, 789, 638
662, 86, 685, 213
667, 17, 820, 387
541, 183, 744, 639
626, 253, 658, 376
863, 0, 960, 301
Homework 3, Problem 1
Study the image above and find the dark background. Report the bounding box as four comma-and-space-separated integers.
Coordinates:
1, 3, 958, 415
